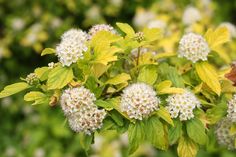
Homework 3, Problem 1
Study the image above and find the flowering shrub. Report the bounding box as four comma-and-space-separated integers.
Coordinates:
0, 21, 235, 157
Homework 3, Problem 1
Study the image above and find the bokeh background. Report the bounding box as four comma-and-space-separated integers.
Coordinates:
0, 0, 236, 157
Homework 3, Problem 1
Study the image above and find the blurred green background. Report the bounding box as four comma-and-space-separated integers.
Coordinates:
0, 0, 236, 157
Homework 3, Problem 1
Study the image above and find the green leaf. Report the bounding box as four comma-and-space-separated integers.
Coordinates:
158, 63, 184, 88
177, 136, 199, 157
85, 76, 104, 98
41, 48, 55, 56
47, 65, 74, 90
144, 116, 168, 150
109, 110, 124, 126
95, 100, 113, 110
186, 118, 207, 145
156, 106, 174, 126
79, 133, 94, 152
195, 62, 221, 95
106, 73, 131, 85
206, 98, 227, 124
24, 91, 49, 105
168, 119, 182, 145
116, 22, 135, 37
34, 67, 50, 81
137, 65, 158, 85
0, 82, 30, 98
128, 121, 145, 154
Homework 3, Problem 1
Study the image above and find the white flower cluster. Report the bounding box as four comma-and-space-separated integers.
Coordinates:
26, 73, 39, 85
220, 22, 236, 39
134, 32, 145, 42
166, 90, 201, 121
60, 87, 96, 116
215, 118, 236, 150
120, 83, 160, 120
182, 6, 201, 25
68, 107, 106, 135
56, 29, 88, 66
178, 33, 210, 63
133, 10, 155, 28
88, 24, 116, 40
60, 87, 106, 135
227, 94, 236, 122
147, 20, 167, 30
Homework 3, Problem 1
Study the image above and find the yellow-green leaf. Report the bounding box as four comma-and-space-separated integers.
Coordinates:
93, 45, 122, 65
177, 136, 199, 157
195, 62, 221, 95
205, 27, 230, 50
91, 63, 108, 78
41, 48, 55, 56
116, 22, 135, 37
143, 27, 162, 42
106, 73, 131, 85
156, 106, 174, 126
34, 67, 50, 81
137, 65, 158, 85
47, 65, 74, 89
156, 80, 184, 94
24, 91, 49, 105
91, 31, 122, 48
0, 82, 30, 98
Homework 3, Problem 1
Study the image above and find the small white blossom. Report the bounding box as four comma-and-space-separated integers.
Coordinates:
215, 118, 236, 150
166, 90, 201, 121
88, 24, 116, 39
60, 87, 96, 116
178, 33, 210, 63
11, 18, 25, 31
120, 83, 160, 120
56, 29, 88, 66
26, 73, 38, 85
227, 94, 236, 122
48, 62, 55, 69
182, 6, 201, 25
68, 107, 106, 135
220, 22, 236, 39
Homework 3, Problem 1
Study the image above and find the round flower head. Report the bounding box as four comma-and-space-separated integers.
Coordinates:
178, 33, 210, 63
215, 118, 236, 150
68, 107, 106, 135
166, 90, 201, 121
120, 83, 160, 120
88, 24, 116, 40
227, 94, 236, 122
56, 29, 88, 66
220, 22, 236, 39
60, 86, 96, 116
26, 73, 39, 85
182, 6, 201, 25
